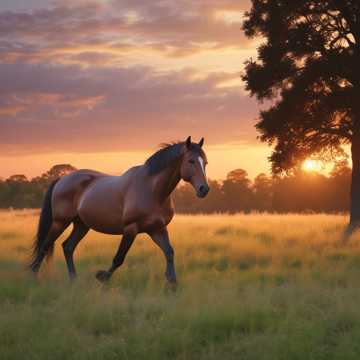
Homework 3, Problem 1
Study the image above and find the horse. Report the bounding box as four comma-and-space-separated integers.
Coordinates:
29, 136, 209, 286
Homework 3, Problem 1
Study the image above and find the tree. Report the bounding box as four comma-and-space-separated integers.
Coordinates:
7, 174, 28, 183
242, 0, 360, 231
5, 174, 30, 208
253, 173, 273, 211
328, 160, 351, 211
222, 169, 253, 213
272, 170, 332, 213
173, 180, 223, 213
41, 164, 77, 181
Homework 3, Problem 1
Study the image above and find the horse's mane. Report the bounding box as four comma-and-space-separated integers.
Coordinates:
145, 142, 184, 176
145, 141, 206, 176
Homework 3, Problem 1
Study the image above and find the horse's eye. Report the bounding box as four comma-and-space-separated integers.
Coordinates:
189, 159, 195, 164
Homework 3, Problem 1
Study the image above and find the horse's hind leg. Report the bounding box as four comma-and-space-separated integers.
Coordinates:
62, 218, 89, 280
31, 221, 68, 274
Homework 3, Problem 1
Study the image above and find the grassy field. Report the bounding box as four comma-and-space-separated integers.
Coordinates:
1, 210, 360, 359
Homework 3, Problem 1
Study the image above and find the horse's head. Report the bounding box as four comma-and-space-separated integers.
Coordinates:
180, 136, 210, 198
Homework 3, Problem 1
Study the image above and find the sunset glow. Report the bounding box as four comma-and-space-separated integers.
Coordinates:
0, 0, 265, 180
302, 159, 323, 172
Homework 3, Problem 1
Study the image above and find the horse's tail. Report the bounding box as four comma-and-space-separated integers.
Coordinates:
29, 179, 59, 269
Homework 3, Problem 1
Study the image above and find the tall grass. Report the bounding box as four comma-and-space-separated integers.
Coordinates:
1, 210, 360, 359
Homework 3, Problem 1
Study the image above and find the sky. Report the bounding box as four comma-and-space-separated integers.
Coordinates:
0, 0, 272, 180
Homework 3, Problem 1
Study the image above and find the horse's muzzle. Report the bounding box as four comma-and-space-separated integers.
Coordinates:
197, 185, 210, 198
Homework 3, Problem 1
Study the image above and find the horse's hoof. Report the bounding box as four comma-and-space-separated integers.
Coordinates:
165, 281, 178, 293
95, 270, 111, 283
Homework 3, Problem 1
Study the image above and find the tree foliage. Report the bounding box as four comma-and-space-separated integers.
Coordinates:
242, 0, 360, 173
175, 164, 351, 214
0, 165, 77, 209
0, 163, 352, 213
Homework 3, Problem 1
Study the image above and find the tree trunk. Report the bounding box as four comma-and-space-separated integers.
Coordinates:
348, 120, 360, 234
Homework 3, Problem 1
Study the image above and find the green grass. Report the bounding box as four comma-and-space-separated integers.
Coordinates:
1, 210, 360, 359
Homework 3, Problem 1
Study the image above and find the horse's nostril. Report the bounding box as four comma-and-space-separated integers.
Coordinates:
197, 185, 209, 198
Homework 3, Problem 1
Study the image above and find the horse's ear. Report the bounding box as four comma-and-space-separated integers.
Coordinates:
185, 136, 191, 149
198, 137, 204, 147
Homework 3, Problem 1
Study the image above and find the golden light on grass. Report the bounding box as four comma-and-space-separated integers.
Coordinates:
2, 210, 360, 358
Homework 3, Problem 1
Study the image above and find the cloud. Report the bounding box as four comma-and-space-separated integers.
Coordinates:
0, 0, 260, 158
0, 62, 258, 155
0, 0, 253, 66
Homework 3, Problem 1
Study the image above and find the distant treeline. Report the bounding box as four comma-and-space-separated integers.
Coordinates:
0, 162, 351, 213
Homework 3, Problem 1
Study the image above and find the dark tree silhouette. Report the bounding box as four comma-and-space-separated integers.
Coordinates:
253, 173, 273, 211
7, 174, 28, 183
328, 160, 352, 211
222, 169, 253, 213
41, 164, 77, 181
242, 0, 360, 232
0, 163, 353, 212
173, 180, 224, 213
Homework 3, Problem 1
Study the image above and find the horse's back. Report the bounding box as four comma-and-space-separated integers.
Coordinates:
51, 165, 174, 234
52, 169, 107, 223
76, 166, 142, 234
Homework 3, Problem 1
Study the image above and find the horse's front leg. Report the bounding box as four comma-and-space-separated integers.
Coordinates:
96, 224, 137, 283
149, 227, 177, 287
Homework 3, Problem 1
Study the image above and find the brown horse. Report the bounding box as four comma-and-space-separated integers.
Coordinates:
29, 136, 209, 286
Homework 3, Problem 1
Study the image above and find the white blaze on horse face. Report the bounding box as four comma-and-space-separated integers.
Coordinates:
198, 156, 206, 177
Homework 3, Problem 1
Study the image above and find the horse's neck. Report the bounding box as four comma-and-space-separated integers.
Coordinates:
152, 162, 181, 202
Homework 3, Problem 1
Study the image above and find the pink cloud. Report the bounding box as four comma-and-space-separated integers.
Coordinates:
0, 0, 260, 157
0, 63, 259, 154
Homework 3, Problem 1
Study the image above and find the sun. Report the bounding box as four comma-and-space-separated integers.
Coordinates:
302, 159, 322, 172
